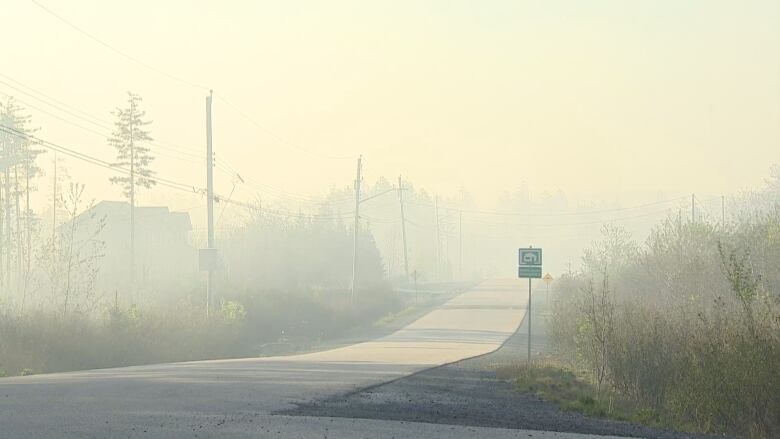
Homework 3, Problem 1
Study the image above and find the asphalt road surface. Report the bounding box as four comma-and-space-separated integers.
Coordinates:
0, 279, 627, 439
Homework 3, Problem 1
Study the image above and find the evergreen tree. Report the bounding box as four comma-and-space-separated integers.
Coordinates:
0, 97, 42, 294
107, 92, 155, 302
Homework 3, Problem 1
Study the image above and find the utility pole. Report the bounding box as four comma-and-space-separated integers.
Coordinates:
413, 270, 418, 304
398, 175, 409, 281
6, 165, 11, 287
206, 91, 215, 316
0, 153, 4, 289
434, 196, 440, 280
52, 151, 57, 250
458, 210, 462, 281
0, 172, 3, 290
691, 193, 695, 223
24, 145, 31, 292
129, 99, 135, 303
350, 155, 362, 301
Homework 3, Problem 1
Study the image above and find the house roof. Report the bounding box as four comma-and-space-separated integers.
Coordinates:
63, 200, 192, 232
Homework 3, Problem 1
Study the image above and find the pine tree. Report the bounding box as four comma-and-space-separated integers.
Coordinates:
107, 92, 155, 302
0, 97, 42, 294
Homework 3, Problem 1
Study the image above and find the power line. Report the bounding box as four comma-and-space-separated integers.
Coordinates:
215, 196, 354, 221
28, 0, 353, 161
0, 79, 203, 160
214, 93, 354, 161
0, 91, 204, 165
0, 75, 108, 129
0, 75, 205, 157
26, 2, 355, 191
460, 206, 677, 228
2, 122, 359, 223
0, 124, 200, 194
362, 216, 400, 224
406, 195, 687, 218
241, 175, 347, 204
0, 76, 347, 205
30, 0, 210, 91
212, 160, 355, 205
0, 83, 351, 207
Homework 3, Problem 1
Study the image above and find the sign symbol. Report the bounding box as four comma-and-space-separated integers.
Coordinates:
523, 253, 540, 264
518, 248, 542, 267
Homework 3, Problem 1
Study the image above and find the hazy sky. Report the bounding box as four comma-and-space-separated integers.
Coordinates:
2, 0, 779, 214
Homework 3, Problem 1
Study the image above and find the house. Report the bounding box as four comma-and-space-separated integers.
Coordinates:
63, 200, 197, 303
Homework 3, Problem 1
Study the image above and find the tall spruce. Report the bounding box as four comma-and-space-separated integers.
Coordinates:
107, 92, 155, 302
0, 97, 42, 294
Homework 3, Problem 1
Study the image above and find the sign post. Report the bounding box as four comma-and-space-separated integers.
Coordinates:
543, 273, 553, 302
518, 247, 542, 364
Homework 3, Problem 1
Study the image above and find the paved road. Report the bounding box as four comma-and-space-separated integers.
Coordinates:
0, 279, 622, 438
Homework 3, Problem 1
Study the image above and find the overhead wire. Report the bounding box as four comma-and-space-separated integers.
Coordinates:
0, 124, 201, 194
28, 2, 353, 161
0, 74, 346, 206
0, 86, 343, 206
30, 0, 211, 91
405, 195, 687, 218
460, 205, 677, 228
0, 82, 205, 162
26, 2, 359, 206
10, 4, 701, 235
0, 124, 356, 222
214, 93, 354, 161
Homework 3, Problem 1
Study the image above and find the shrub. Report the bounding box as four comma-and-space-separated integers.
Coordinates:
551, 218, 780, 438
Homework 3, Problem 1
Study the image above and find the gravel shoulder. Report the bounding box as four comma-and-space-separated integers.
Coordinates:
284, 285, 727, 439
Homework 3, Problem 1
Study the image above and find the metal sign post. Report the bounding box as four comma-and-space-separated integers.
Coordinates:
543, 273, 553, 303
518, 247, 542, 364
527, 277, 532, 364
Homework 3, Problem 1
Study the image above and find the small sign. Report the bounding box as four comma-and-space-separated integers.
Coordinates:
519, 266, 542, 278
518, 248, 542, 266
543, 273, 553, 284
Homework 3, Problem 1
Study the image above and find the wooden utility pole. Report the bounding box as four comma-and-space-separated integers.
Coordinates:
206, 91, 216, 316
5, 167, 10, 287
52, 151, 57, 249
413, 269, 418, 304
398, 175, 409, 281
129, 98, 135, 303
458, 210, 462, 280
434, 196, 440, 279
350, 155, 362, 301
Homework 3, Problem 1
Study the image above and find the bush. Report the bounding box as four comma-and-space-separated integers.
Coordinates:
0, 283, 402, 377
551, 218, 780, 438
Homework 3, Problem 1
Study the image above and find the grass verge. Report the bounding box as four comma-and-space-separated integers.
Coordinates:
495, 361, 700, 434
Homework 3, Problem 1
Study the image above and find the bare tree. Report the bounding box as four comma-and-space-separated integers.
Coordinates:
40, 181, 105, 316
578, 270, 615, 398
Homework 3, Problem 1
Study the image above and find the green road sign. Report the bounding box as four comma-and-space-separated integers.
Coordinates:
518, 266, 542, 278
518, 248, 542, 266
518, 247, 542, 279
